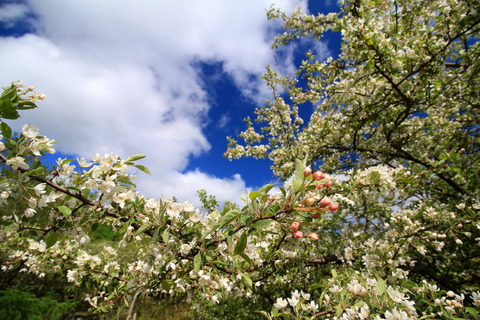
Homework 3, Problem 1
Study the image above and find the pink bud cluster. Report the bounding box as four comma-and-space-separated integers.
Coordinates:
319, 197, 338, 211
307, 168, 338, 211
291, 221, 302, 238
304, 167, 333, 189
290, 221, 318, 240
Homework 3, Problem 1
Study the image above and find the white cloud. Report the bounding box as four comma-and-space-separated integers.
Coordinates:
0, 0, 315, 205
138, 169, 249, 208
0, 3, 29, 25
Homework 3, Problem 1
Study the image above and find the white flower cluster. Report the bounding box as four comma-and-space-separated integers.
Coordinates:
273, 289, 319, 313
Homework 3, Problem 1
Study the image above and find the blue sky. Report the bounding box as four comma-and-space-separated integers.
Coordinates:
0, 0, 340, 206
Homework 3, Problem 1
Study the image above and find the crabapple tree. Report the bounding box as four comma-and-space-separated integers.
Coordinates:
1, 0, 480, 318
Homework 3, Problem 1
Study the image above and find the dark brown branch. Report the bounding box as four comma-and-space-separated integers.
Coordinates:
313, 310, 336, 318
308, 255, 341, 265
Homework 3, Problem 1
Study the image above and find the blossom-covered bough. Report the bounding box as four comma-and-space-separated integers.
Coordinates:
1, 0, 480, 318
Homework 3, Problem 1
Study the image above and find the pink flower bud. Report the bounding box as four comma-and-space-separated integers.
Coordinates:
325, 180, 333, 188
312, 212, 321, 219
312, 171, 325, 181
320, 197, 331, 207
291, 221, 301, 231
304, 167, 312, 176
307, 233, 319, 240
293, 230, 304, 238
329, 203, 339, 211
304, 197, 315, 206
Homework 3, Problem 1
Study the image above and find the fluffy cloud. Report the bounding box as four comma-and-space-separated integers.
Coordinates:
0, 0, 312, 205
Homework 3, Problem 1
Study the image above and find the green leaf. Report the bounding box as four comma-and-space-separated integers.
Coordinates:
134, 164, 151, 175
365, 59, 375, 70
252, 219, 272, 231
161, 280, 173, 291
258, 183, 275, 194
209, 260, 229, 268
335, 304, 344, 317
370, 171, 381, 182
240, 214, 253, 226
25, 167, 45, 176
4, 137, 17, 149
16, 101, 37, 110
59, 158, 75, 165
331, 269, 338, 278
134, 222, 153, 236
151, 226, 161, 243
279, 186, 286, 197
214, 209, 241, 229
126, 154, 146, 162
254, 311, 270, 318
58, 206, 72, 218
1, 86, 17, 99
292, 158, 304, 193
0, 122, 12, 139
45, 231, 57, 248
238, 252, 254, 266
241, 273, 253, 288
162, 228, 170, 243
194, 252, 202, 272
234, 231, 248, 255
119, 219, 133, 233
466, 307, 479, 319
376, 279, 386, 296
249, 191, 262, 201
0, 107, 19, 120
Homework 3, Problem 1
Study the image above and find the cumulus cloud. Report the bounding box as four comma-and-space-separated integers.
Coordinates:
0, 3, 29, 25
0, 0, 318, 205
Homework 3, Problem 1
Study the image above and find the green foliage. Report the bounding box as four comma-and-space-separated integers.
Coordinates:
102, 295, 191, 320
90, 224, 123, 241
197, 189, 219, 212
0, 82, 41, 142
0, 289, 76, 320
191, 292, 273, 320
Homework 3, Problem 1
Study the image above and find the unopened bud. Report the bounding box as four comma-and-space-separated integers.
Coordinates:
293, 230, 304, 238
312, 171, 325, 181
320, 197, 331, 207
304, 197, 315, 206
329, 203, 339, 211
307, 233, 319, 240
304, 167, 312, 176
291, 221, 300, 231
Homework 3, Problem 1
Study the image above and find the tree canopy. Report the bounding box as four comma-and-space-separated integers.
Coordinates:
1, 0, 479, 319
